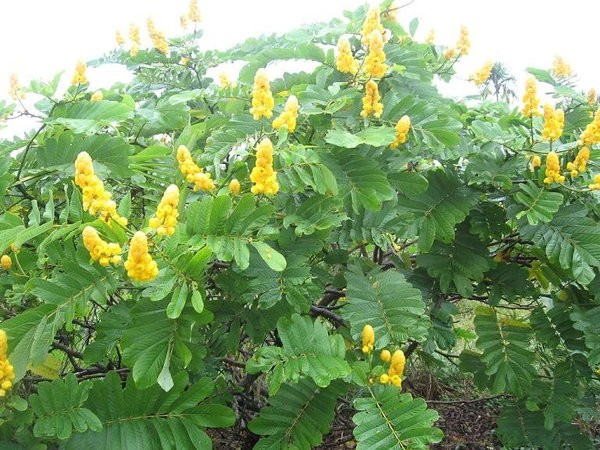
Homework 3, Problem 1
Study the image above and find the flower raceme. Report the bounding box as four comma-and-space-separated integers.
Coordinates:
589, 174, 600, 191
90, 91, 103, 102
71, 60, 88, 85
272, 95, 299, 132
470, 61, 493, 85
146, 18, 169, 55
552, 55, 572, 79
530, 155, 542, 169
124, 231, 159, 282
115, 30, 126, 46
218, 72, 232, 89
522, 76, 541, 117
129, 24, 141, 57
567, 147, 590, 177
0, 254, 11, 270
82, 226, 122, 266
390, 115, 411, 148
588, 88, 597, 107
579, 109, 600, 146
443, 47, 456, 60
9, 74, 24, 101
250, 69, 275, 120
361, 6, 384, 43
176, 145, 215, 191
0, 330, 15, 397
229, 179, 241, 194
361, 324, 374, 354
541, 104, 565, 142
456, 26, 470, 56
149, 184, 179, 236
187, 0, 202, 23
74, 152, 128, 226
364, 29, 387, 79
544, 151, 565, 184
336, 36, 359, 75
360, 80, 383, 119
250, 138, 279, 195
425, 28, 435, 44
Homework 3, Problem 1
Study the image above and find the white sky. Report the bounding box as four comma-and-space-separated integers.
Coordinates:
1, 0, 599, 136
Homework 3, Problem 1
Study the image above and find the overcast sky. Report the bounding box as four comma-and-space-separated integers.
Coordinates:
1, 0, 598, 136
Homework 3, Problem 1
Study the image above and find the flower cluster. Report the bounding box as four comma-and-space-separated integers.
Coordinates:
522, 76, 541, 117
90, 90, 103, 102
149, 184, 179, 236
272, 95, 299, 132
229, 178, 241, 194
187, 0, 201, 23
541, 104, 564, 142
0, 254, 11, 270
579, 109, 600, 146
530, 154, 542, 169
360, 80, 383, 119
82, 226, 122, 266
425, 28, 435, 45
552, 55, 572, 79
129, 24, 141, 57
470, 61, 493, 85
567, 147, 590, 177
219, 72, 232, 89
336, 36, 359, 75
361, 324, 375, 354
250, 138, 279, 195
589, 174, 600, 191
146, 18, 169, 55
250, 69, 274, 120
0, 330, 15, 397
176, 145, 215, 191
379, 349, 405, 387
390, 115, 411, 148
364, 30, 387, 79
443, 47, 456, 60
9, 74, 24, 101
74, 152, 127, 226
456, 26, 470, 55
544, 151, 565, 184
124, 231, 159, 282
588, 88, 597, 107
361, 6, 384, 43
115, 30, 126, 46
71, 60, 88, 85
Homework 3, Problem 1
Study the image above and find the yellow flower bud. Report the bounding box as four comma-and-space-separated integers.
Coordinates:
380, 349, 391, 362
229, 179, 241, 194
0, 255, 11, 270
361, 324, 375, 354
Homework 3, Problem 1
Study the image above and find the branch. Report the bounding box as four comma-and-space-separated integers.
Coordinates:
310, 305, 345, 327
426, 394, 507, 405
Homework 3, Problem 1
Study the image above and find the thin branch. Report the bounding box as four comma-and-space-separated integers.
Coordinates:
426, 394, 507, 405
310, 305, 344, 327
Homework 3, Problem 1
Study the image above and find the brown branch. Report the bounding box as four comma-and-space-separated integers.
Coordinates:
426, 394, 507, 405
310, 305, 345, 327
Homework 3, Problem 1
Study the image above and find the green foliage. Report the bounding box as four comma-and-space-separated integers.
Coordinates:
1, 1, 599, 448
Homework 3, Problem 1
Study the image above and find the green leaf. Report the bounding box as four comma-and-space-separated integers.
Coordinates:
247, 314, 350, 395
0, 221, 53, 254
324, 129, 363, 148
166, 282, 189, 319
251, 241, 287, 271
342, 267, 430, 348
190, 288, 205, 313
513, 181, 563, 225
353, 386, 443, 449
29, 374, 102, 440
249, 379, 345, 450
50, 100, 134, 134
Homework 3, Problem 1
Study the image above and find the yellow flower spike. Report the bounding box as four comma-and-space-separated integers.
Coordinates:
470, 61, 493, 86
456, 25, 470, 56
149, 185, 180, 236
71, 60, 88, 86
543, 151, 565, 185
364, 30, 387, 79
390, 115, 411, 148
361, 6, 384, 43
588, 88, 597, 107
218, 72, 232, 89
129, 23, 141, 57
272, 95, 299, 133
531, 155, 542, 169
443, 47, 456, 60
146, 17, 169, 55
566, 147, 590, 178
541, 104, 565, 142
590, 174, 600, 191
187, 0, 202, 23
250, 69, 274, 120
0, 255, 11, 270
360, 80, 383, 119
74, 152, 128, 226
90, 91, 103, 102
361, 324, 375, 354
579, 108, 600, 146
180, 57, 189, 66
229, 179, 241, 194
176, 145, 215, 192
250, 138, 279, 196
522, 77, 541, 118
9, 73, 25, 101
425, 28, 435, 45
82, 226, 122, 266
124, 231, 159, 282
380, 349, 391, 362
336, 36, 359, 75
390, 374, 402, 387
180, 15, 189, 30
389, 349, 406, 377
552, 55, 572, 79
0, 330, 16, 397
115, 30, 126, 46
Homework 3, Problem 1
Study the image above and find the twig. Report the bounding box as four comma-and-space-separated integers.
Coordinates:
426, 394, 507, 405
310, 305, 345, 327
